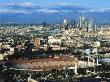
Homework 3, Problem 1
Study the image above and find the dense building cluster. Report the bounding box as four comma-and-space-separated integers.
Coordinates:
0, 16, 110, 82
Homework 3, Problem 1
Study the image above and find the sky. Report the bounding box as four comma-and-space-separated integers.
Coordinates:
0, 0, 110, 24
0, 0, 110, 13
0, 0, 110, 9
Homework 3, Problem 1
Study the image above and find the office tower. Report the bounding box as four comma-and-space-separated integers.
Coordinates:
73, 20, 76, 28
63, 19, 67, 25
84, 19, 89, 32
65, 24, 69, 30
61, 19, 68, 31
78, 16, 85, 29
43, 21, 46, 27
70, 20, 76, 28
88, 19, 93, 29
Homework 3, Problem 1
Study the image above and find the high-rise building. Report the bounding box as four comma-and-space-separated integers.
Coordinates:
84, 19, 89, 32
88, 19, 93, 29
63, 19, 67, 25
60, 19, 68, 31
42, 21, 46, 27
78, 16, 85, 29
73, 20, 76, 28
70, 20, 76, 28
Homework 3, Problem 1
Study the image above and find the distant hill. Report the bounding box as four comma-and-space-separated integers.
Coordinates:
0, 11, 110, 25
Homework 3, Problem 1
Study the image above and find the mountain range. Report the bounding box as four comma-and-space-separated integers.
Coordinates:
0, 3, 110, 24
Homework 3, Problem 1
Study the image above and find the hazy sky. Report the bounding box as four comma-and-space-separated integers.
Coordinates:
0, 0, 110, 14
0, 0, 110, 24
0, 0, 110, 9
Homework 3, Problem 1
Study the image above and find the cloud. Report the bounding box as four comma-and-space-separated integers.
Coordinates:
0, 9, 28, 14
0, 2, 41, 10
50, 3, 89, 11
56, 2, 80, 7
37, 9, 60, 13
0, 2, 42, 14
0, 2, 33, 7
0, 2, 16, 6
81, 8, 110, 13
2, 2, 110, 14
21, 2, 33, 7
98, 8, 110, 12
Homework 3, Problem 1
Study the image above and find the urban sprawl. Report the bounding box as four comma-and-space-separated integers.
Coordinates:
0, 16, 110, 82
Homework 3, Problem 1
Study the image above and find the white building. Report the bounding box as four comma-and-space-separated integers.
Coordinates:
0, 54, 4, 60
93, 41, 100, 47
48, 36, 61, 45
